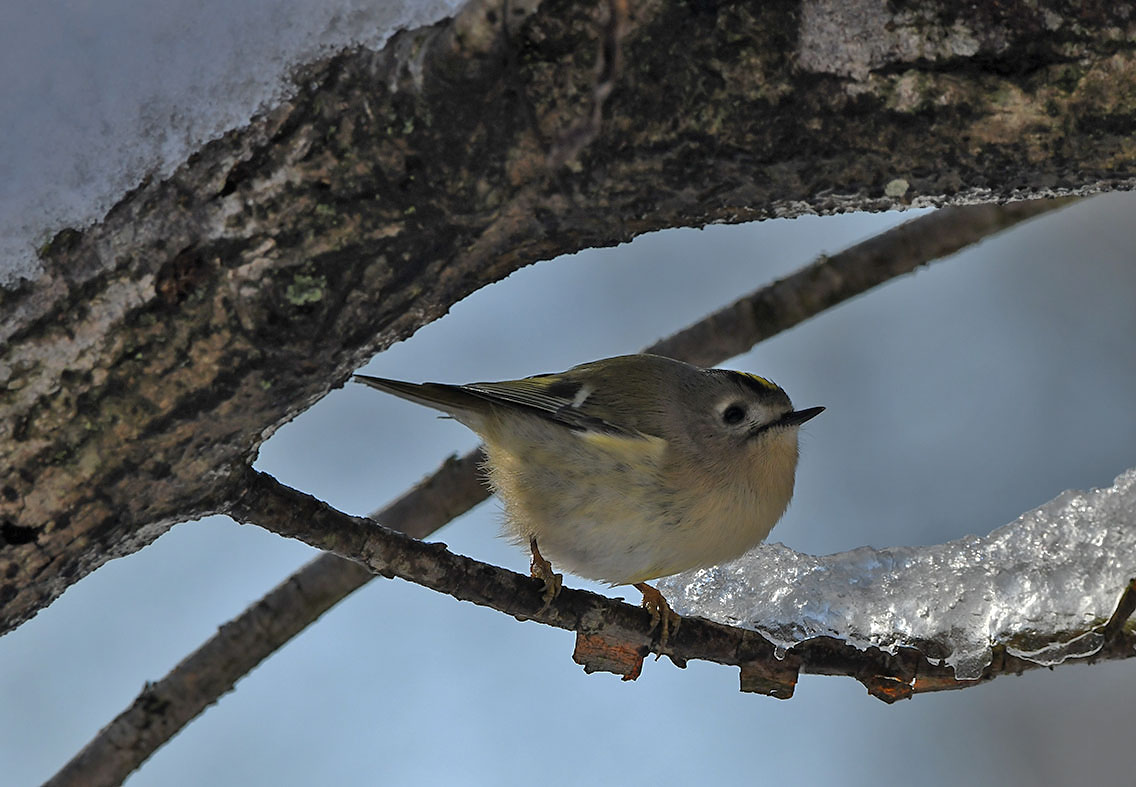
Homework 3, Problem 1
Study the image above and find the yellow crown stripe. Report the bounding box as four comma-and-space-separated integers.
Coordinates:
736, 371, 778, 391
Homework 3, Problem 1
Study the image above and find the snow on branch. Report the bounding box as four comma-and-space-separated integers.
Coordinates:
661, 469, 1136, 681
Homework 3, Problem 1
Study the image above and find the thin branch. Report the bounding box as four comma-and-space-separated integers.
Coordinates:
1102, 578, 1136, 643
647, 198, 1080, 366
42, 452, 481, 787
48, 199, 1075, 786
229, 471, 1136, 702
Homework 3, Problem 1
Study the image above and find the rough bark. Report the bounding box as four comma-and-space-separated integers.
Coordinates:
2, 0, 1134, 635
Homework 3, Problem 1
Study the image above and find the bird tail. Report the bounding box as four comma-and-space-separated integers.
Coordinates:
353, 374, 484, 417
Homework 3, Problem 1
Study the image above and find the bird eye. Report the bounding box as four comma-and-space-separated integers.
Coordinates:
722, 404, 746, 425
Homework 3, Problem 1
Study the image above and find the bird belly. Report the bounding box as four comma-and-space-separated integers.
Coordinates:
481, 420, 794, 585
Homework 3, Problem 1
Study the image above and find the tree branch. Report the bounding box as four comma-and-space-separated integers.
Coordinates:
229, 471, 1135, 701
3, 0, 1134, 635
46, 454, 486, 787
47, 199, 1076, 787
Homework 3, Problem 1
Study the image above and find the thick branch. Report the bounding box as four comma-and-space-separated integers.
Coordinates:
2, 0, 1134, 635
47, 199, 1074, 787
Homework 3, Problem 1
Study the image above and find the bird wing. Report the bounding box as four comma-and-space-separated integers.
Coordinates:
462, 376, 642, 437
354, 373, 644, 438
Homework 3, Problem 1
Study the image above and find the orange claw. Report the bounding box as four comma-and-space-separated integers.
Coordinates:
634, 582, 681, 651
529, 537, 563, 610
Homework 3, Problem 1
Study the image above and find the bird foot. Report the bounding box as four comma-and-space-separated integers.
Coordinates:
634, 582, 681, 652
530, 538, 563, 611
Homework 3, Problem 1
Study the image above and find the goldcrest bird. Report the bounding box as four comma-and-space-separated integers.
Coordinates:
354, 353, 822, 643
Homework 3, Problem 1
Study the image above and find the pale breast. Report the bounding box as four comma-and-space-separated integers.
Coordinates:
481, 415, 800, 585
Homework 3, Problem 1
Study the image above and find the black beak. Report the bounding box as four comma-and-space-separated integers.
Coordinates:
749, 406, 824, 439
779, 406, 825, 427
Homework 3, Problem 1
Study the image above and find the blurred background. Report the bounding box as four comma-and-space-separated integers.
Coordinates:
2, 2, 1135, 785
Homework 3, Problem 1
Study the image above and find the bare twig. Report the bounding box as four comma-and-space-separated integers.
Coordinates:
48, 199, 1076, 787
1101, 578, 1136, 643
43, 453, 481, 787
648, 198, 1079, 365
227, 471, 1136, 703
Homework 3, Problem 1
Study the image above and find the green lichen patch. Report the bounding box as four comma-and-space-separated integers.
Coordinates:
285, 273, 328, 306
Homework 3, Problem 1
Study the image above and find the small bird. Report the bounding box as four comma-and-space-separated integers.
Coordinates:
355, 353, 822, 644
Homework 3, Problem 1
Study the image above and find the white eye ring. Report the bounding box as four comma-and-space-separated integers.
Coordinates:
722, 403, 746, 425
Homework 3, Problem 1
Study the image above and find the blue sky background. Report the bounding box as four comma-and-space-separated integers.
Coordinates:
2, 2, 1135, 784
